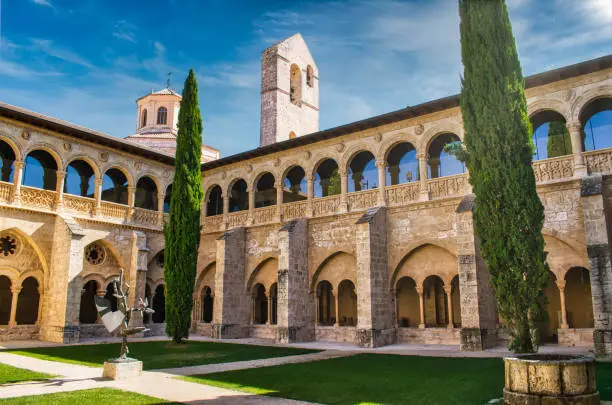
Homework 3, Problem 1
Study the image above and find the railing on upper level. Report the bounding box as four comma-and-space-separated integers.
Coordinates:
5, 148, 612, 234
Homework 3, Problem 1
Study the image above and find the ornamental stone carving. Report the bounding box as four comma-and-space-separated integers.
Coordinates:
21, 130, 30, 140
85, 243, 106, 266
336, 143, 345, 153
374, 133, 382, 143
414, 124, 425, 135
100, 152, 109, 162
63, 143, 72, 152
303, 151, 311, 160
0, 234, 19, 257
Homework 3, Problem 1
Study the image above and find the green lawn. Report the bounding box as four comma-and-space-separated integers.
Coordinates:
0, 388, 178, 404
10, 340, 316, 370
184, 353, 612, 405
0, 363, 54, 385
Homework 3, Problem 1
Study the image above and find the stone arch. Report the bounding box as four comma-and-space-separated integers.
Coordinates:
80, 279, 99, 324
376, 133, 414, 162
64, 155, 101, 179
205, 184, 223, 216
425, 132, 465, 179
0, 275, 12, 324
346, 150, 377, 192
252, 171, 277, 208
0, 227, 49, 283
564, 266, 594, 329
422, 274, 448, 327
527, 100, 571, 123
308, 152, 342, 180
100, 165, 134, 188
310, 251, 356, 292
135, 175, 159, 210
396, 276, 420, 327
15, 276, 40, 325
542, 234, 587, 280
82, 272, 106, 290
18, 269, 43, 286
570, 85, 612, 124
152, 283, 165, 323
22, 148, 59, 190
340, 144, 377, 172
390, 241, 457, 287
0, 134, 23, 161
281, 164, 308, 203
540, 270, 561, 342
64, 157, 98, 198
418, 123, 464, 155
196, 261, 216, 293
22, 143, 63, 169
246, 256, 278, 293
227, 177, 249, 212
0, 266, 19, 286
290, 63, 302, 105
337, 279, 357, 326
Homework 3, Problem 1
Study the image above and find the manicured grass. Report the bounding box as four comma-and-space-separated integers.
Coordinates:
0, 388, 179, 404
10, 340, 316, 370
184, 354, 612, 405
0, 363, 54, 385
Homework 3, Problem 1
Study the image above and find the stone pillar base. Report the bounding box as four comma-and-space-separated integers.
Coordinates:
39, 325, 81, 344
355, 328, 396, 348
276, 326, 314, 344
103, 359, 142, 380
594, 329, 612, 359
212, 323, 249, 339
460, 328, 495, 351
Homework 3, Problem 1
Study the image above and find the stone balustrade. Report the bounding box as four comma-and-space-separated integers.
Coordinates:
0, 181, 13, 203
532, 155, 574, 183
20, 186, 56, 211
227, 211, 248, 229
133, 207, 161, 227
347, 189, 378, 212
313, 195, 341, 217
282, 200, 309, 221
427, 173, 469, 199
584, 148, 612, 175
63, 194, 95, 216
386, 182, 420, 207
252, 206, 277, 225
100, 201, 130, 222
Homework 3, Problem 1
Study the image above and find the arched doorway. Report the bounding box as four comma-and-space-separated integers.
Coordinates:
269, 283, 278, 325
396, 277, 420, 327
252, 284, 267, 325
0, 276, 12, 325
423, 275, 448, 327
540, 271, 561, 343
337, 280, 357, 326
15, 277, 40, 325
79, 280, 99, 324
152, 285, 165, 323
565, 267, 594, 329
201, 286, 213, 323
317, 280, 335, 326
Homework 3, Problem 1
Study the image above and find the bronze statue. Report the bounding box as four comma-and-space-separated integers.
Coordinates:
94, 269, 154, 360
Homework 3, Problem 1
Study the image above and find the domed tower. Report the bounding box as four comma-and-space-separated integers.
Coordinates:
260, 33, 319, 146
126, 87, 219, 162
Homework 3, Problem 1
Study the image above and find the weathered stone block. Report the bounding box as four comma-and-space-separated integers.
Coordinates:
103, 359, 142, 380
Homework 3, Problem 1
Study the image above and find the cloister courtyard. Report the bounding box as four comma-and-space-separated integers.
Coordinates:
0, 337, 610, 404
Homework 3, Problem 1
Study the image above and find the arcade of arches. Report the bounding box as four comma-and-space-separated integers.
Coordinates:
0, 55, 611, 356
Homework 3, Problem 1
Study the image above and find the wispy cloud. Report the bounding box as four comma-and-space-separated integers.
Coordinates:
30, 38, 94, 68
32, 0, 53, 7
112, 20, 137, 43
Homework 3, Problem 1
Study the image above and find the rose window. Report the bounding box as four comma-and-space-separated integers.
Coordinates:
85, 243, 106, 265
0, 235, 18, 257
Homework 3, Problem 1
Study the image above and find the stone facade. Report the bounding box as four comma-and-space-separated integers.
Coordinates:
0, 47, 611, 358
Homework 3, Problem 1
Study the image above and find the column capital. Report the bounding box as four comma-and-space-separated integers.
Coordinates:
127, 186, 136, 192
96, 289, 106, 297
339, 169, 348, 178
567, 121, 582, 133
415, 286, 423, 295
444, 286, 452, 295
13, 160, 25, 169
94, 177, 104, 186
375, 160, 386, 169
56, 170, 67, 177
416, 153, 428, 161
556, 280, 567, 290
10, 286, 21, 294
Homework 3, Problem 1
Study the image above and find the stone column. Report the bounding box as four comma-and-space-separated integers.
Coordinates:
306, 176, 314, 217
355, 207, 394, 347
56, 170, 66, 210
276, 219, 313, 343
339, 169, 348, 212
157, 190, 164, 227
557, 280, 569, 329
275, 181, 283, 221
568, 122, 587, 177
8, 286, 20, 326
445, 286, 453, 329
581, 174, 612, 358
376, 161, 386, 206
247, 189, 255, 225
94, 176, 102, 216
222, 194, 229, 229
417, 153, 429, 201
213, 227, 249, 339
334, 291, 340, 327
393, 289, 399, 328
314, 292, 319, 326
456, 195, 499, 351
266, 292, 271, 325
127, 186, 136, 221
12, 160, 24, 204
416, 286, 425, 328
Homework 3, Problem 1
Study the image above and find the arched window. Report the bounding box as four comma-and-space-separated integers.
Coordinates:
289, 131, 297, 140
290, 64, 302, 106
581, 98, 612, 152
283, 166, 307, 203
315, 159, 340, 198
15, 277, 40, 325
255, 172, 276, 208
564, 267, 593, 329
396, 277, 420, 327
201, 286, 213, 323
540, 271, 561, 343
157, 107, 168, 125
531, 111, 570, 160
423, 275, 448, 327
105, 282, 118, 312
317, 280, 334, 326
427, 133, 465, 178
0, 276, 12, 325
450, 275, 461, 328
229, 179, 248, 212
141, 109, 148, 128
348, 151, 377, 192
65, 160, 95, 197
206, 185, 223, 216
306, 65, 314, 87
163, 184, 172, 213
0, 140, 16, 183
23, 150, 58, 190
337, 280, 357, 326
252, 284, 267, 325
135, 176, 158, 210
79, 280, 99, 324
152, 284, 165, 323
101, 169, 128, 205
387, 142, 419, 185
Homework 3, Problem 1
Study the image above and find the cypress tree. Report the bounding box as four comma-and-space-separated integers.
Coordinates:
164, 70, 204, 343
546, 121, 572, 158
458, 0, 549, 353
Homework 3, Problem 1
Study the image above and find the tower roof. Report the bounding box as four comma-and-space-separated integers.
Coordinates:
136, 87, 181, 102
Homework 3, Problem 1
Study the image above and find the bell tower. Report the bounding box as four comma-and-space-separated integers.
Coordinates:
260, 33, 319, 146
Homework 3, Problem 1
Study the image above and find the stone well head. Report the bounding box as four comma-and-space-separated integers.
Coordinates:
504, 354, 599, 405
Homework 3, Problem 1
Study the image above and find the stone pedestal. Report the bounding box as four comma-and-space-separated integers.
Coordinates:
102, 359, 143, 380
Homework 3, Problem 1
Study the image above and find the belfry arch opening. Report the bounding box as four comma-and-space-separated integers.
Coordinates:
348, 151, 377, 192
427, 133, 465, 179
531, 110, 570, 160
386, 142, 418, 185
206, 185, 223, 216
23, 150, 58, 190
255, 172, 276, 208
315, 159, 340, 198
581, 97, 612, 151
0, 139, 16, 183
229, 179, 248, 212
101, 168, 128, 205
135, 176, 158, 210
283, 166, 307, 203
65, 159, 95, 198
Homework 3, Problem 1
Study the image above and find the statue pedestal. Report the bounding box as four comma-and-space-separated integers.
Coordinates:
102, 359, 142, 380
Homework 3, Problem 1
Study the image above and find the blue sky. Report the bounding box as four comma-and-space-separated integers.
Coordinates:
0, 0, 610, 158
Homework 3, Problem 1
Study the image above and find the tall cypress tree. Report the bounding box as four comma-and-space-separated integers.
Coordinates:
164, 70, 204, 343
459, 0, 549, 353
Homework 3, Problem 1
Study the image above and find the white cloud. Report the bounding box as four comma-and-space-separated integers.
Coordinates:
32, 0, 53, 7
112, 20, 137, 43
30, 38, 93, 68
